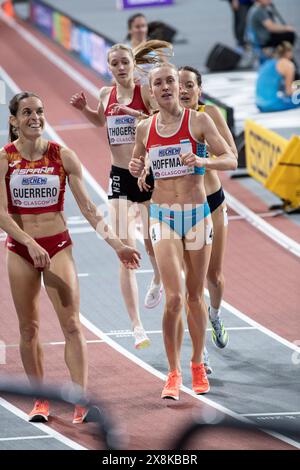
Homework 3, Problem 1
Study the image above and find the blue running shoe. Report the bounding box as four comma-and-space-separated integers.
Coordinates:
209, 307, 229, 349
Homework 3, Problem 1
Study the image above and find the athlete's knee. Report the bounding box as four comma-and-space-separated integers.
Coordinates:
185, 291, 204, 305
61, 317, 82, 339
207, 269, 225, 289
20, 320, 39, 343
165, 292, 183, 314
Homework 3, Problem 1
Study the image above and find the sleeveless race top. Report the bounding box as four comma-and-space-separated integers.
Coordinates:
5, 141, 66, 215
104, 84, 149, 145
146, 108, 206, 179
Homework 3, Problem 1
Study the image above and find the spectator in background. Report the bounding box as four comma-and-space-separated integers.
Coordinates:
126, 13, 151, 84
256, 42, 300, 112
126, 13, 148, 49
247, 0, 296, 48
227, 0, 255, 50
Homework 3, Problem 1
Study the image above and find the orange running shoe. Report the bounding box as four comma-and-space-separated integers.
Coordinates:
28, 399, 50, 422
161, 369, 182, 400
191, 362, 210, 394
72, 405, 89, 424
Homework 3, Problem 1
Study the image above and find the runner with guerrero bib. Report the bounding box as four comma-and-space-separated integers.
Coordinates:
0, 92, 140, 424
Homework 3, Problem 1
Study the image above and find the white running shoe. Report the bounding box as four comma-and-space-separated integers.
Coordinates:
144, 279, 163, 309
203, 347, 213, 375
133, 326, 150, 349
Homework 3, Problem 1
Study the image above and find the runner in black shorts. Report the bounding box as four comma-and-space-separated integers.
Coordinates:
71, 43, 170, 348
179, 66, 238, 354
108, 165, 154, 202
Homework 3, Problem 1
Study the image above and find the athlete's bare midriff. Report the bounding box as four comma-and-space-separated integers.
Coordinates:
10, 211, 67, 238
152, 174, 206, 207
109, 143, 135, 169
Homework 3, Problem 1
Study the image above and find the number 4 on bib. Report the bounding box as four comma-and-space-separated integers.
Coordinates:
150, 223, 161, 244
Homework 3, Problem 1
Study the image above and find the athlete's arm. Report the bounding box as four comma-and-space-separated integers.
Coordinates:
129, 119, 149, 177
137, 155, 152, 192
195, 113, 237, 171
70, 87, 109, 127
61, 147, 141, 268
205, 105, 238, 159
0, 151, 50, 269
107, 103, 148, 119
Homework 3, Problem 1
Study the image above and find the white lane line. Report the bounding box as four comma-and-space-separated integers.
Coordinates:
0, 435, 52, 442
221, 298, 300, 354
1, 65, 299, 449
67, 216, 83, 221
105, 326, 256, 337
67, 218, 89, 226
136, 269, 155, 274
228, 210, 284, 221
53, 122, 95, 132
80, 315, 300, 450
48, 339, 104, 346
0, 398, 86, 450
0, 12, 99, 97
78, 273, 90, 278
225, 191, 300, 258
69, 226, 94, 234
5, 339, 104, 348
1, 11, 299, 258
243, 412, 300, 418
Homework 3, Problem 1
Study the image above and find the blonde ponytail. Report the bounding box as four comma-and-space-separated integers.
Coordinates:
133, 39, 173, 65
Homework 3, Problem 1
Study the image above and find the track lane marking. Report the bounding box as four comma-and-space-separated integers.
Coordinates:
0, 435, 52, 442
0, 399, 87, 450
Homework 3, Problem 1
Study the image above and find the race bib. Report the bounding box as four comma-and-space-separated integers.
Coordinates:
205, 223, 213, 245
106, 114, 137, 145
223, 206, 228, 227
10, 169, 60, 209
148, 140, 195, 179
150, 223, 161, 244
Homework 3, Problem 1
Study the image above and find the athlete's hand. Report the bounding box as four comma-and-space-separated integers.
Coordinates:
27, 240, 51, 270
116, 245, 141, 269
180, 152, 197, 167
108, 103, 137, 116
70, 91, 87, 111
138, 168, 151, 192
129, 156, 145, 177
181, 152, 206, 168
